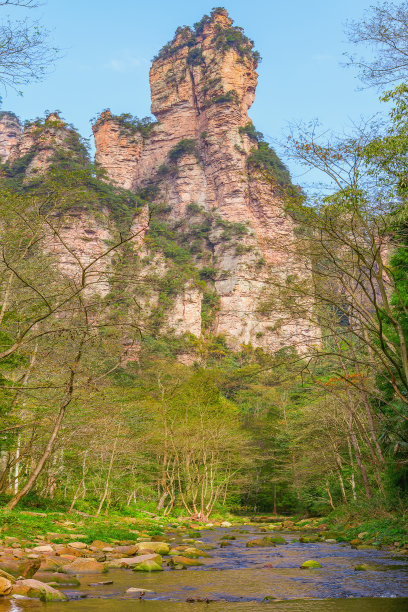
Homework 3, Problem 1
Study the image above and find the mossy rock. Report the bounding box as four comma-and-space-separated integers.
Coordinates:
221, 535, 236, 540
354, 564, 377, 571
356, 545, 377, 550
183, 547, 211, 558
299, 536, 319, 544
13, 579, 68, 601
136, 541, 170, 555
268, 537, 286, 545
0, 568, 16, 583
246, 537, 277, 548
169, 556, 204, 568
133, 559, 163, 572
300, 560, 322, 569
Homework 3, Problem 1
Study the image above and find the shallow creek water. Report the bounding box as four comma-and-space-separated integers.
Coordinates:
0, 526, 407, 611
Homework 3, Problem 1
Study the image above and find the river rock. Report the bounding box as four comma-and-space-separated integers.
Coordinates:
197, 543, 216, 550
169, 546, 209, 558
109, 554, 161, 569
34, 571, 80, 586
126, 587, 155, 594
246, 537, 277, 548
0, 568, 15, 583
0, 559, 40, 579
136, 542, 170, 555
169, 556, 204, 568
268, 537, 286, 545
300, 560, 322, 569
299, 536, 320, 543
0, 576, 13, 596
69, 542, 88, 550
39, 557, 64, 571
133, 559, 163, 572
62, 557, 106, 574
32, 545, 54, 553
221, 521, 232, 527
113, 544, 139, 555
56, 546, 84, 557
12, 578, 67, 601
90, 540, 110, 550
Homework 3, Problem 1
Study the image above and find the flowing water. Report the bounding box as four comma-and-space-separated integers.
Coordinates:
1, 526, 407, 611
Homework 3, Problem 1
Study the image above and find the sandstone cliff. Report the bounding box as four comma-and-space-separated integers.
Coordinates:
0, 9, 318, 355
93, 8, 317, 353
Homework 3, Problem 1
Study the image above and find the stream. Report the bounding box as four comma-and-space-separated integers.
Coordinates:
0, 525, 407, 611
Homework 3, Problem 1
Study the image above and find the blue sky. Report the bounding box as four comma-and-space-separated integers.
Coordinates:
1, 0, 384, 184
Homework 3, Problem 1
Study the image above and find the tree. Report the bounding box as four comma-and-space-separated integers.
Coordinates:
0, 0, 58, 92
0, 124, 148, 509
346, 1, 408, 87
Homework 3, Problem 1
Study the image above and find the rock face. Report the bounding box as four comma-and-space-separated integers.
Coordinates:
93, 8, 317, 352
0, 112, 21, 163
0, 9, 318, 355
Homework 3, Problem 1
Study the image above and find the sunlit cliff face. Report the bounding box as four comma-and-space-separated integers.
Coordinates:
0, 9, 318, 355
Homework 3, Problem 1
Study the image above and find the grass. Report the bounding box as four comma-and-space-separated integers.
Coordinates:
0, 499, 242, 546
0, 508, 167, 544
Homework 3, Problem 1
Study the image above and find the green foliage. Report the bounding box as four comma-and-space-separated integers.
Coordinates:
187, 47, 205, 66
247, 141, 293, 188
201, 290, 221, 330
211, 22, 260, 67
199, 266, 217, 281
215, 217, 248, 240
155, 8, 260, 67
96, 111, 158, 140
186, 202, 203, 215
239, 121, 263, 142
204, 89, 239, 107
168, 138, 197, 163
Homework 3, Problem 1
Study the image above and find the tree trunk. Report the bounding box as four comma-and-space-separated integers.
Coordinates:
6, 337, 84, 511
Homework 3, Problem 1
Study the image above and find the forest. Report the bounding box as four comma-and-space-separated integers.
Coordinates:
0, 0, 407, 555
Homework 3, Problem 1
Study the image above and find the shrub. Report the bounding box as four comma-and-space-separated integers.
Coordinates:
187, 202, 203, 215
201, 289, 221, 330
199, 266, 217, 281
97, 112, 158, 140
168, 139, 197, 163
212, 23, 261, 67
187, 47, 205, 66
247, 141, 293, 187
239, 122, 263, 142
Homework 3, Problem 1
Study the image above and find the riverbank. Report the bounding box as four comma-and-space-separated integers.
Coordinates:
0, 506, 407, 554
0, 518, 407, 609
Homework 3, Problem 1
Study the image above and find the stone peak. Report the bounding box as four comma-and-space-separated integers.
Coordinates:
209, 7, 232, 26
0, 110, 20, 123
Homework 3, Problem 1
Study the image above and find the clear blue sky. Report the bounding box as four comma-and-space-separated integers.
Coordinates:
1, 0, 383, 184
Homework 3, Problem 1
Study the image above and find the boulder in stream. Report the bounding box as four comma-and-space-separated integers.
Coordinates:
12, 578, 67, 601
0, 576, 13, 596
300, 560, 322, 569
136, 541, 170, 555
62, 557, 107, 574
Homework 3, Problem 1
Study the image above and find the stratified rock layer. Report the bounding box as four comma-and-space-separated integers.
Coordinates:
93, 9, 317, 352
0, 9, 318, 354
0, 112, 21, 163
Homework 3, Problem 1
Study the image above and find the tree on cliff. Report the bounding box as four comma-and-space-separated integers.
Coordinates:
0, 0, 58, 93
